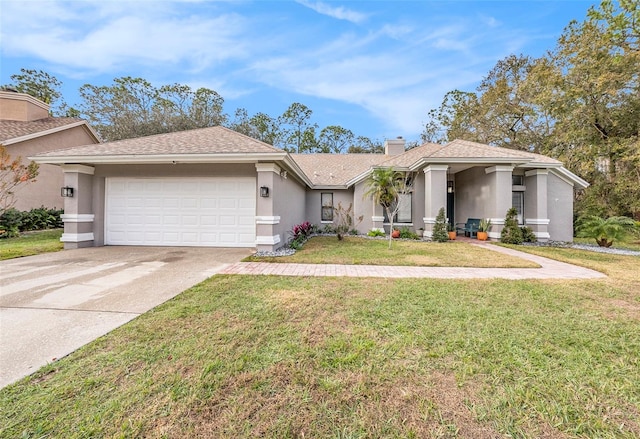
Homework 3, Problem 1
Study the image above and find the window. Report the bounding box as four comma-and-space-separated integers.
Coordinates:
512, 191, 524, 224
512, 175, 524, 186
321, 193, 333, 222
383, 193, 412, 223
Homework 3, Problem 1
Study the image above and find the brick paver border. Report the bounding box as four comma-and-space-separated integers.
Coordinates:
219, 243, 606, 280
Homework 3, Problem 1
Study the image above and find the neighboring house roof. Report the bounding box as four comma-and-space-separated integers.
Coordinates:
0, 118, 100, 146
291, 153, 386, 187
34, 126, 281, 158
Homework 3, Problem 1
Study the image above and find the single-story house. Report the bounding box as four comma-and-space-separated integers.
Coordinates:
30, 126, 588, 251
0, 90, 101, 211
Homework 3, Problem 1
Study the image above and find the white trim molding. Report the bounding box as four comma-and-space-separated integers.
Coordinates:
533, 232, 551, 239
371, 216, 385, 222
255, 215, 281, 225
255, 234, 281, 246
255, 163, 281, 174
525, 218, 550, 225
61, 164, 95, 175
488, 218, 505, 225
488, 231, 501, 239
485, 165, 514, 174
60, 232, 94, 243
60, 214, 95, 223
423, 164, 449, 173
423, 217, 436, 224
525, 169, 549, 177
371, 227, 384, 232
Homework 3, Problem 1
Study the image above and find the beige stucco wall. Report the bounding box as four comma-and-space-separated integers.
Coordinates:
547, 172, 574, 242
0, 93, 49, 121
7, 126, 97, 211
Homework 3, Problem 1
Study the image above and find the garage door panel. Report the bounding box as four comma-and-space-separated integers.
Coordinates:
106, 177, 256, 247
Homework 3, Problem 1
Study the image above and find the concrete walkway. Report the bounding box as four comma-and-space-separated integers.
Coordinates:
220, 243, 606, 280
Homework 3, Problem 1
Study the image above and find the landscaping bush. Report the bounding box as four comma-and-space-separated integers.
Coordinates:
399, 226, 420, 240
501, 207, 524, 244
432, 207, 449, 242
367, 229, 385, 237
289, 221, 316, 249
0, 208, 23, 238
520, 226, 537, 243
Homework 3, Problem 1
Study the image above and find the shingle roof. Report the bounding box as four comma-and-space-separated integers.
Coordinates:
35, 126, 281, 157
291, 153, 386, 186
0, 117, 85, 143
380, 142, 443, 167
433, 139, 561, 164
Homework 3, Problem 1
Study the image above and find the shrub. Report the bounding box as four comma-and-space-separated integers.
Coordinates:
576, 215, 636, 247
432, 207, 449, 242
367, 229, 385, 237
399, 227, 420, 240
521, 226, 537, 243
501, 208, 523, 244
0, 208, 22, 238
289, 221, 315, 249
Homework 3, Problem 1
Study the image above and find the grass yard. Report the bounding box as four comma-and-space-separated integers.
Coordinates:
2, 247, 639, 438
245, 236, 539, 268
0, 229, 63, 260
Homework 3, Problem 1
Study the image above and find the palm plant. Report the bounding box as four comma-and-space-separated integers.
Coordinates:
576, 215, 636, 247
364, 167, 413, 249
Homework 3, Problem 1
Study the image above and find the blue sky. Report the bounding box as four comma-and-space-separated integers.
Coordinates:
1, 0, 595, 143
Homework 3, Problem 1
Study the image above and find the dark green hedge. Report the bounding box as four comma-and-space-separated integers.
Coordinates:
0, 207, 64, 238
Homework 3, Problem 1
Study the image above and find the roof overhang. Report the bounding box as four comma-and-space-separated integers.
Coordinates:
4, 120, 101, 146
29, 152, 289, 165
550, 166, 590, 189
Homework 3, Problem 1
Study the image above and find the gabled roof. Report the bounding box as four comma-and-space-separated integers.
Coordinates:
35, 126, 280, 158
0, 118, 99, 145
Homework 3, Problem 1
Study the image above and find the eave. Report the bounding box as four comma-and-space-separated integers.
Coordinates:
3, 121, 101, 146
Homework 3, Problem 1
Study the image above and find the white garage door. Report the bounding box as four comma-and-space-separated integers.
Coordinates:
105, 177, 256, 247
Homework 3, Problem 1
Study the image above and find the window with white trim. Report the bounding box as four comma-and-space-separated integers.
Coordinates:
383, 193, 412, 223
321, 193, 333, 222
512, 191, 524, 224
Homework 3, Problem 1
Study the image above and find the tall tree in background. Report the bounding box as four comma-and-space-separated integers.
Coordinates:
78, 77, 227, 141
421, 0, 640, 220
280, 102, 317, 153
317, 125, 354, 153
2, 69, 76, 116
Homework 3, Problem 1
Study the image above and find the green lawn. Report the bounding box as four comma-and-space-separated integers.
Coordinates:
2, 247, 639, 438
245, 236, 540, 268
0, 229, 63, 260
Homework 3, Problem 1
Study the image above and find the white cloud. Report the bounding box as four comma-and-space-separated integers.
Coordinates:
1, 1, 248, 75
295, 0, 368, 24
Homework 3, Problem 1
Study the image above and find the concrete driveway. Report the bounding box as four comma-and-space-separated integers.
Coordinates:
0, 246, 251, 388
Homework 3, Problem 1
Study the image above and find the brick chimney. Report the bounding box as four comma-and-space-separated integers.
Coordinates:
384, 136, 406, 156
0, 90, 50, 121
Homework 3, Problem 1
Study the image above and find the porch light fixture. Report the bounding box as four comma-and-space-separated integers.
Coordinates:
447, 181, 454, 194
260, 186, 270, 197
61, 186, 74, 197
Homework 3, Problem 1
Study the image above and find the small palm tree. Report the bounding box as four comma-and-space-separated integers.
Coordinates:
576, 215, 636, 247
364, 167, 411, 249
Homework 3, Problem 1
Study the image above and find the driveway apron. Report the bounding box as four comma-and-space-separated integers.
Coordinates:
0, 246, 251, 388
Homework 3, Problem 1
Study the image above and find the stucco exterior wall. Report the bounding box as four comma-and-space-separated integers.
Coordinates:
353, 182, 372, 233
8, 126, 97, 210
454, 166, 493, 223
272, 174, 307, 246
547, 172, 574, 242
0, 93, 49, 121
305, 189, 353, 229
